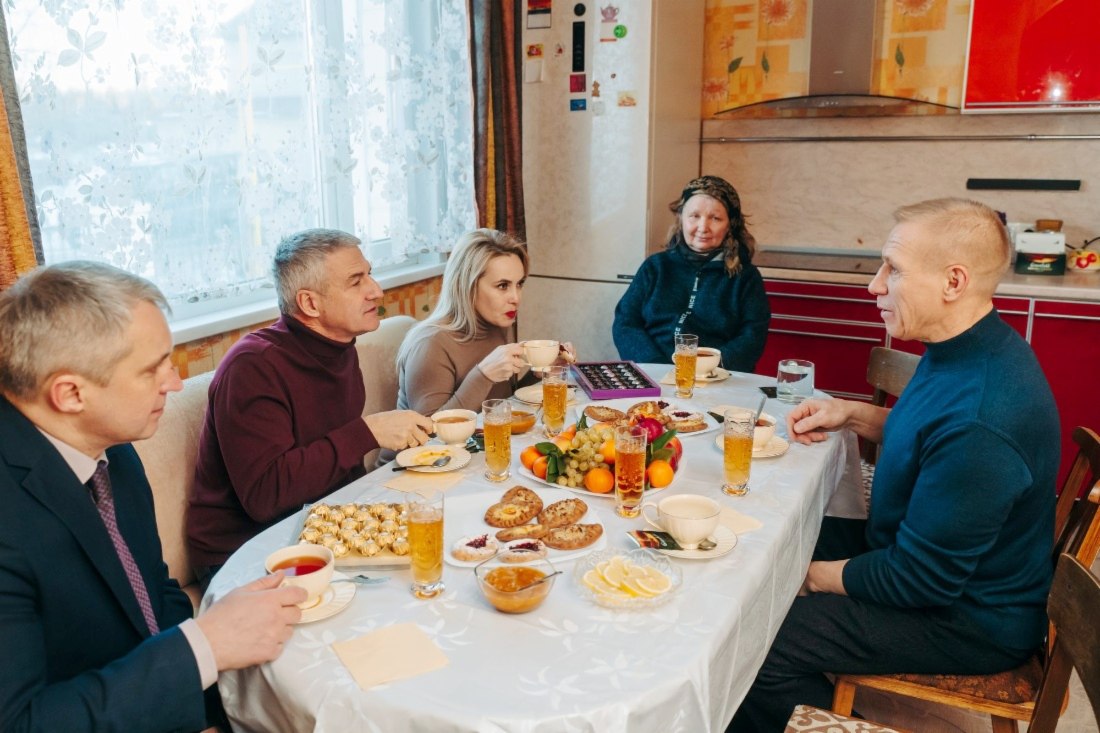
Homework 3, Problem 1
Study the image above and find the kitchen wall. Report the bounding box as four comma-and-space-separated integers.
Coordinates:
171, 276, 442, 378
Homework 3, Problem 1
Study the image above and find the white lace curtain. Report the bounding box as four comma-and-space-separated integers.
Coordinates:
6, 0, 475, 308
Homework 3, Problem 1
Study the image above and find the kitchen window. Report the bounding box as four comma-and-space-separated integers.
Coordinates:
6, 0, 475, 332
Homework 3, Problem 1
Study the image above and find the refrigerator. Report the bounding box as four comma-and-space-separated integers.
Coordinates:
518, 0, 705, 362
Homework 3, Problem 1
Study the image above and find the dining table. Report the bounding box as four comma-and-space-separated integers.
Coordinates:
203, 363, 863, 732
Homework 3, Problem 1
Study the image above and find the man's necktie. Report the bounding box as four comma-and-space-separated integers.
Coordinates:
88, 461, 159, 635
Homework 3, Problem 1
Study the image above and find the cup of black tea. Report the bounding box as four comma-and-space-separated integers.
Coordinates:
264, 543, 335, 608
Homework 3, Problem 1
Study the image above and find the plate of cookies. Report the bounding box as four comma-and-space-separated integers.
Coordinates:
445, 486, 607, 568
292, 496, 412, 567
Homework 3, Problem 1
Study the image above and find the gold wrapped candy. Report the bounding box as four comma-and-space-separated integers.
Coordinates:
299, 502, 408, 558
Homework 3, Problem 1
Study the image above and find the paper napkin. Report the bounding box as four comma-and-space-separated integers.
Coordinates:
659, 370, 713, 388
720, 506, 763, 535
332, 622, 449, 690
383, 470, 465, 493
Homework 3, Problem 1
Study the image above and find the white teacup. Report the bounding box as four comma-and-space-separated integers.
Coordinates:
640, 494, 721, 550
265, 543, 335, 608
522, 339, 560, 369
695, 347, 722, 377
431, 408, 477, 445
753, 412, 777, 451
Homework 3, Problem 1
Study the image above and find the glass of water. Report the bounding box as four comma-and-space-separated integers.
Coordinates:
776, 359, 814, 404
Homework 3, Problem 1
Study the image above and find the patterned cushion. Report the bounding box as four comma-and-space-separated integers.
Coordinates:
784, 705, 905, 732
885, 653, 1043, 704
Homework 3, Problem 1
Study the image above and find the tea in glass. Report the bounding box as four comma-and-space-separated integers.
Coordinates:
673, 333, 699, 399
541, 365, 568, 437
483, 399, 512, 482
407, 489, 445, 598
722, 407, 754, 496
614, 424, 648, 518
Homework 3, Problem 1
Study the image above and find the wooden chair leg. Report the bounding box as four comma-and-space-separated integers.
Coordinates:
990, 716, 1018, 733
832, 679, 857, 716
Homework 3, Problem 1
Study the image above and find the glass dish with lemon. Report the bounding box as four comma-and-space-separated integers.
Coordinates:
573, 548, 682, 609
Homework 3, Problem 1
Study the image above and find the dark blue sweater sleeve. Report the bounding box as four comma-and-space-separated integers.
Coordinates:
613, 260, 665, 362
843, 424, 1033, 608
714, 265, 770, 373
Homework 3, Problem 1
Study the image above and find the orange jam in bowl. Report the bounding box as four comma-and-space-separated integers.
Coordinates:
474, 557, 555, 613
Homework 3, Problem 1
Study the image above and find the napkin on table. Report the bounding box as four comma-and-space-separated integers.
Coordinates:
659, 370, 713, 388
332, 622, 449, 690
383, 471, 465, 493
720, 506, 763, 535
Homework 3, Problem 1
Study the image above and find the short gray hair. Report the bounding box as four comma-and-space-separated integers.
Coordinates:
893, 198, 1011, 292
0, 261, 168, 398
273, 229, 363, 316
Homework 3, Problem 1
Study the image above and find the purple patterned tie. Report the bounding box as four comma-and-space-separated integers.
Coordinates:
88, 461, 159, 635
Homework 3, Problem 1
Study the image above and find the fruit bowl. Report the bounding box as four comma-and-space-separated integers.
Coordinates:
573, 548, 682, 610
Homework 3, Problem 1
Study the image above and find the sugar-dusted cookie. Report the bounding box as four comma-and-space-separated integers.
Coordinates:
499, 539, 549, 563
452, 534, 499, 562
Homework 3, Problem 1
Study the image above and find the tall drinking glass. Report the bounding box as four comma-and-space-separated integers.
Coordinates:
777, 359, 815, 404
541, 365, 568, 437
614, 425, 648, 518
483, 399, 512, 482
673, 333, 699, 399
722, 407, 754, 496
407, 489, 445, 599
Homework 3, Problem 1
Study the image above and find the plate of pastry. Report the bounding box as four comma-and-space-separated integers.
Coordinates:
444, 486, 607, 568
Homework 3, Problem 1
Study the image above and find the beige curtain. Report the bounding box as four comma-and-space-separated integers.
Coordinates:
0, 8, 41, 290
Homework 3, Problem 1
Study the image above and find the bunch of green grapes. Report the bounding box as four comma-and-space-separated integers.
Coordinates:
555, 425, 615, 488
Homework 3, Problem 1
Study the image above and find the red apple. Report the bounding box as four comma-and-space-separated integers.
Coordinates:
666, 436, 683, 470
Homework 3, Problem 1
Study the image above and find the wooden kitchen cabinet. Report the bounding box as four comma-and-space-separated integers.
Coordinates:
1027, 298, 1100, 492
755, 280, 886, 399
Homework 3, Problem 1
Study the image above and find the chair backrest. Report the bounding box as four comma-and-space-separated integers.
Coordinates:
1028, 553, 1100, 733
132, 370, 215, 608
355, 315, 418, 468
1053, 426, 1100, 550
861, 347, 921, 463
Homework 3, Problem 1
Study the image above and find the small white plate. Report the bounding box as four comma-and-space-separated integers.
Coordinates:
395, 445, 472, 472
297, 572, 356, 624
513, 384, 578, 406
654, 525, 738, 560
696, 367, 732, 383
713, 433, 790, 459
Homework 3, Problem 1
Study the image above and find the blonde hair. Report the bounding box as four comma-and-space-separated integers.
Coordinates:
0, 261, 168, 398
397, 229, 528, 367
893, 198, 1010, 295
273, 228, 362, 316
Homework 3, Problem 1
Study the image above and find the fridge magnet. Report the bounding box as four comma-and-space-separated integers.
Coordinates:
600, 4, 619, 42
614, 24, 627, 39
570, 98, 587, 111
591, 80, 601, 97
616, 91, 636, 107
527, 0, 551, 29
554, 42, 565, 58
591, 100, 606, 116
526, 44, 544, 58
524, 46, 545, 83
569, 73, 586, 93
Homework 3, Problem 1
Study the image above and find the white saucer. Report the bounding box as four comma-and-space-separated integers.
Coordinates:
713, 434, 790, 459
696, 367, 732, 383
655, 525, 737, 560
298, 572, 356, 624
395, 445, 472, 472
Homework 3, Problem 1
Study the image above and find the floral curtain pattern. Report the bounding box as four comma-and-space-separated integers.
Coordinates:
0, 7, 41, 290
5, 0, 474, 307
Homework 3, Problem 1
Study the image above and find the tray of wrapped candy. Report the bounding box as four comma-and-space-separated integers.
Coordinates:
570, 360, 662, 400
292, 495, 412, 567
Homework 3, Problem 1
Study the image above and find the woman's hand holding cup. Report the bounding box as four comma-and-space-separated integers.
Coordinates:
479, 343, 526, 382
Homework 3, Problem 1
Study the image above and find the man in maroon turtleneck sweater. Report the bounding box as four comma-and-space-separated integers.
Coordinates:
187, 229, 433, 579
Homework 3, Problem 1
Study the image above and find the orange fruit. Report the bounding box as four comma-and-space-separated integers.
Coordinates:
520, 445, 542, 471
584, 467, 615, 494
598, 439, 616, 466
561, 424, 577, 438
532, 455, 550, 480
552, 436, 573, 453
646, 459, 675, 489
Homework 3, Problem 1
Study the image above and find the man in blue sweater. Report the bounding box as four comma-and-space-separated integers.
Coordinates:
728, 198, 1059, 731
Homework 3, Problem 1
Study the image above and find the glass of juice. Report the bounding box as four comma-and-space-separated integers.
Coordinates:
673, 333, 699, 399
407, 489, 445, 599
614, 424, 648, 518
483, 398, 512, 482
541, 365, 568, 437
722, 407, 754, 496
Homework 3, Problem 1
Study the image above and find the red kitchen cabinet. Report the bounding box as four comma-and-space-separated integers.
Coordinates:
757, 280, 886, 399
1027, 298, 1100, 492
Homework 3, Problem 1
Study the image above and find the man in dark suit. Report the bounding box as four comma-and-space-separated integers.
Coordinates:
0, 262, 307, 732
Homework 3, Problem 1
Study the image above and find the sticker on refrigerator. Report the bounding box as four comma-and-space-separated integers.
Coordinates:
569, 73, 586, 93
525, 45, 545, 83
527, 0, 551, 29
617, 91, 637, 107
600, 4, 619, 41
570, 98, 587, 112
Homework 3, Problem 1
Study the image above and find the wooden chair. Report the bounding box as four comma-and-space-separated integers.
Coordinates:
354, 315, 417, 469
832, 426, 1100, 733
858, 347, 921, 510
784, 704, 908, 732
1030, 553, 1100, 732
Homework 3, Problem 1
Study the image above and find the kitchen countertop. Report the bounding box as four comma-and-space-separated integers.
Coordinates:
754, 246, 1100, 303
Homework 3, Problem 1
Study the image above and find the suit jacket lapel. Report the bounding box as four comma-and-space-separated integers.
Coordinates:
0, 399, 151, 638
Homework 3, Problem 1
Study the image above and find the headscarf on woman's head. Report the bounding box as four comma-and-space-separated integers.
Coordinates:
667, 175, 756, 276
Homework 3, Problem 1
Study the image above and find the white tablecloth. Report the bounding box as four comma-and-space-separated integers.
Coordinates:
205, 365, 862, 732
